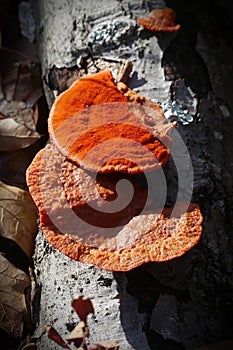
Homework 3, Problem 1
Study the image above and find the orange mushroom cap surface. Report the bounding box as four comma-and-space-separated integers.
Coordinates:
48, 71, 127, 132
48, 71, 173, 174
26, 143, 203, 272
137, 8, 181, 32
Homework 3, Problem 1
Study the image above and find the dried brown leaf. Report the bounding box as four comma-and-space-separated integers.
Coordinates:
0, 254, 30, 338
66, 321, 89, 340
0, 98, 42, 151
71, 296, 94, 322
0, 116, 41, 151
33, 103, 39, 126
66, 321, 89, 347
0, 136, 46, 189
90, 340, 119, 350
0, 181, 38, 257
25, 89, 43, 107
45, 325, 71, 349
2, 60, 42, 103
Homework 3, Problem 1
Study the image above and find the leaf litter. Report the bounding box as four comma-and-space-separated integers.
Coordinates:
0, 61, 43, 152
0, 254, 31, 338
46, 295, 119, 350
0, 112, 41, 152
0, 181, 38, 257
0, 4, 49, 348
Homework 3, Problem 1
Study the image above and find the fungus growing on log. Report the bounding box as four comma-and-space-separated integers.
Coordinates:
27, 70, 203, 271
48, 71, 173, 174
137, 8, 181, 32
26, 143, 203, 272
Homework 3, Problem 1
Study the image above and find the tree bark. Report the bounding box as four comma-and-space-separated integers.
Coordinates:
31, 0, 233, 349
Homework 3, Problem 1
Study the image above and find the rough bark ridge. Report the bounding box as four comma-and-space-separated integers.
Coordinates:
32, 0, 233, 349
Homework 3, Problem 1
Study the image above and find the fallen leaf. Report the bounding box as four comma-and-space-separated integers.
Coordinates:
45, 325, 71, 349
89, 340, 119, 350
0, 139, 45, 189
25, 89, 43, 107
71, 296, 94, 323
2, 59, 42, 103
66, 321, 89, 347
0, 99, 36, 129
32, 103, 39, 126
0, 116, 41, 151
0, 181, 38, 257
0, 254, 31, 338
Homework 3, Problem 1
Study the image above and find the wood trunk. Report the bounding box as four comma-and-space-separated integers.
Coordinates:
31, 0, 233, 349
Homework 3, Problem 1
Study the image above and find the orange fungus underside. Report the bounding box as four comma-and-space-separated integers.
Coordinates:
26, 143, 203, 272
137, 8, 181, 32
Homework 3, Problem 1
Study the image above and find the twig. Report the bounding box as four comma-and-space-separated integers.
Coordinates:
117, 60, 133, 83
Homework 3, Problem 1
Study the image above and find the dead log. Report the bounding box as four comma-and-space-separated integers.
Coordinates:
31, 0, 233, 349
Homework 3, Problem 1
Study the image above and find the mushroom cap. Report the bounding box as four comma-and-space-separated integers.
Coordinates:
48, 71, 127, 132
137, 8, 181, 32
26, 143, 203, 272
48, 71, 173, 174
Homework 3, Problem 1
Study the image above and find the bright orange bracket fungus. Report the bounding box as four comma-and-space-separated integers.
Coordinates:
137, 8, 181, 32
27, 70, 203, 272
48, 71, 173, 174
26, 143, 203, 272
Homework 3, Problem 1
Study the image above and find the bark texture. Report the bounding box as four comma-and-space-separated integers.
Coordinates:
31, 0, 233, 349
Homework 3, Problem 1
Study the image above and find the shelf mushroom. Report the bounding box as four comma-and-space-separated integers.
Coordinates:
26, 70, 203, 271
137, 8, 181, 32
48, 71, 172, 174
26, 143, 203, 271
